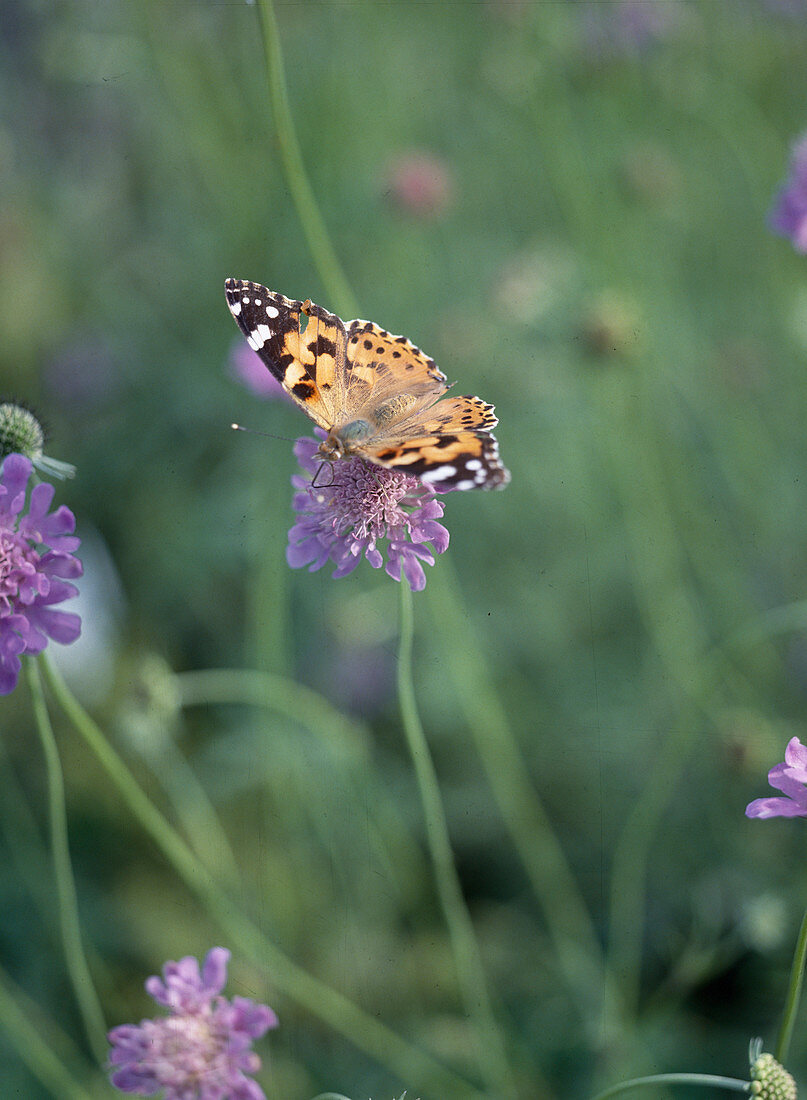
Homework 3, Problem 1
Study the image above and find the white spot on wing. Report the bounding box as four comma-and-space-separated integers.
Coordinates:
420, 464, 457, 483
466, 459, 482, 471
266, 305, 280, 318
248, 323, 274, 349
230, 301, 242, 315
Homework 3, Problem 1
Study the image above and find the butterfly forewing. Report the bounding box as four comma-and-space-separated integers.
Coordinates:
225, 279, 336, 426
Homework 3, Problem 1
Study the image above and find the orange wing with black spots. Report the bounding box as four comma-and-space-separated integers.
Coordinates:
225, 279, 346, 426
369, 429, 509, 490
225, 279, 510, 491
343, 319, 447, 413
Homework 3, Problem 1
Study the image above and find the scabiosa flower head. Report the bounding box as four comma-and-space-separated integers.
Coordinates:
108, 947, 278, 1100
0, 453, 81, 695
748, 1040, 798, 1100
287, 434, 450, 592
746, 736, 807, 819
769, 133, 807, 253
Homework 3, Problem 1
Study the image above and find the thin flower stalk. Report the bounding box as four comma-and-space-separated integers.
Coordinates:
26, 658, 107, 1067
397, 582, 516, 1099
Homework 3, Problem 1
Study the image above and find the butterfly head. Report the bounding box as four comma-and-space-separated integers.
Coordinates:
317, 420, 373, 462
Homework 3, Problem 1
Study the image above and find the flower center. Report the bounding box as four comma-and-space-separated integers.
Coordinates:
328, 458, 418, 539
152, 1013, 233, 1088
0, 531, 40, 617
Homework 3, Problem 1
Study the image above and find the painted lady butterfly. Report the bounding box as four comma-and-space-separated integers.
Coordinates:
225, 279, 510, 491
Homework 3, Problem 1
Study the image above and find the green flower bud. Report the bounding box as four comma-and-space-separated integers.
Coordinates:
0, 402, 75, 479
0, 403, 44, 461
750, 1051, 798, 1100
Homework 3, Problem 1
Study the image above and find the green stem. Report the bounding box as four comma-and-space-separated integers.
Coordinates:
397, 583, 516, 1099
590, 1073, 749, 1100
255, 0, 357, 319
26, 658, 108, 1067
775, 907, 807, 1063
0, 966, 101, 1100
427, 560, 610, 1032
39, 653, 487, 1099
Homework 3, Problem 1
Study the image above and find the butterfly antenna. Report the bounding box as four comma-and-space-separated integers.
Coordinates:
230, 423, 296, 444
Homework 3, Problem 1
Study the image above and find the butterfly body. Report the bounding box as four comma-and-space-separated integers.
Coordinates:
225, 279, 509, 491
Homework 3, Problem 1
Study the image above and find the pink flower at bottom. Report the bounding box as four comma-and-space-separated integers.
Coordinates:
108, 948, 278, 1100
746, 737, 807, 819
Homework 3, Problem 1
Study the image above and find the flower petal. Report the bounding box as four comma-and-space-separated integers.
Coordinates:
201, 947, 230, 994
746, 795, 807, 819
783, 736, 807, 779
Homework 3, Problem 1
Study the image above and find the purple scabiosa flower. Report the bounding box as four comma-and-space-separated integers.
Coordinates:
287, 434, 450, 592
746, 736, 807, 819
769, 133, 807, 253
108, 947, 278, 1100
228, 340, 288, 401
0, 453, 81, 695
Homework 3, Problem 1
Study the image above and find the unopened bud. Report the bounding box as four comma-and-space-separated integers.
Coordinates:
0, 402, 75, 479
750, 1051, 798, 1100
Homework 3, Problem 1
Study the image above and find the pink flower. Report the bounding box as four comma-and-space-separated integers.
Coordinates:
746, 737, 807, 819
287, 434, 450, 591
108, 948, 278, 1099
0, 454, 81, 694
384, 151, 454, 219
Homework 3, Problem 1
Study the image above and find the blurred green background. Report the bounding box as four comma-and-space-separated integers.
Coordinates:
3, 0, 807, 1096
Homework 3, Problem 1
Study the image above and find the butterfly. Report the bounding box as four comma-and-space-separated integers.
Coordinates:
225, 279, 510, 491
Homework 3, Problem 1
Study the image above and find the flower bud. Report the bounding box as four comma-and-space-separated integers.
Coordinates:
0, 402, 75, 479
750, 1051, 798, 1100
0, 403, 44, 462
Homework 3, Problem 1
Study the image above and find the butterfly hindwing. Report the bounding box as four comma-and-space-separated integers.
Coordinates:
369, 430, 508, 491
380, 394, 498, 437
